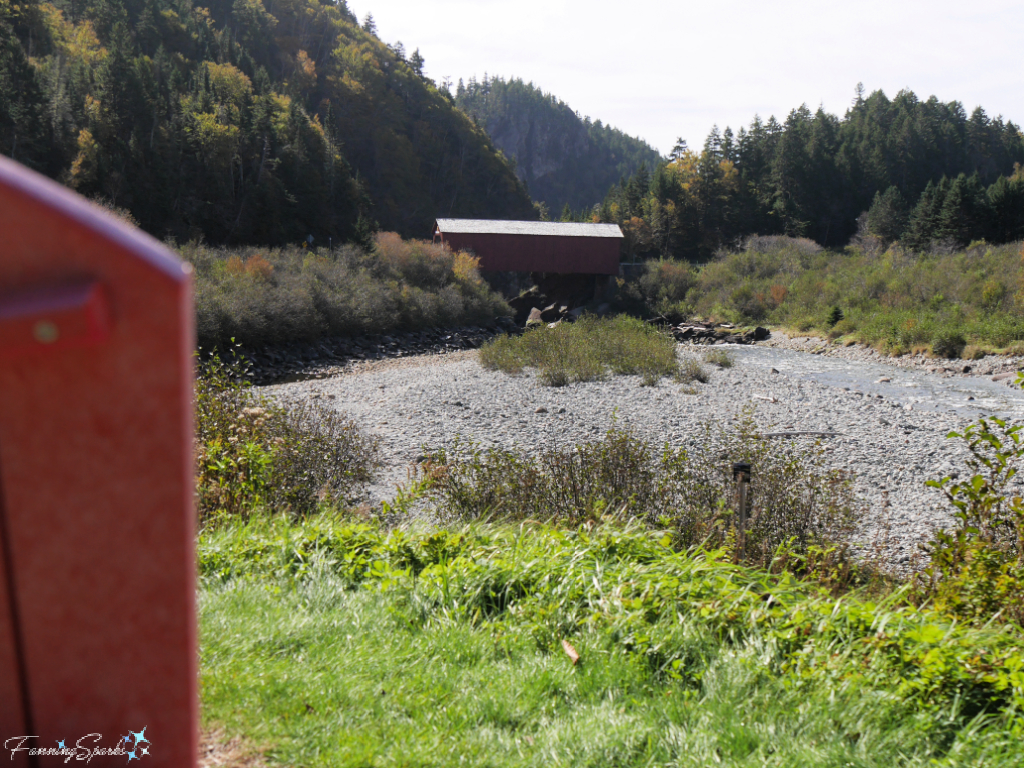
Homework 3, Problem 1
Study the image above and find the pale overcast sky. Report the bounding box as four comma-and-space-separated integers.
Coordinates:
354, 0, 1023, 156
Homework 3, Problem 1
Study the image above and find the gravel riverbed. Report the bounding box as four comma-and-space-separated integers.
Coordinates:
266, 341, 1024, 570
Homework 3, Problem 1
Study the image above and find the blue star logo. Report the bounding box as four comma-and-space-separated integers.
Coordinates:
127, 750, 137, 761
123, 735, 131, 743
131, 727, 149, 746
56, 740, 65, 749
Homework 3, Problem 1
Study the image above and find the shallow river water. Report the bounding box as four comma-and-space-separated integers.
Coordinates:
729, 344, 1024, 420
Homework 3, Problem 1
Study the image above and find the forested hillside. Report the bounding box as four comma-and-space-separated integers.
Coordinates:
598, 88, 1024, 261
456, 76, 662, 215
0, 0, 534, 244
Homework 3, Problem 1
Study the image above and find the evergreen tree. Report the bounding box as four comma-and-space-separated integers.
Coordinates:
0, 13, 46, 167
704, 125, 722, 158
987, 170, 1024, 242
903, 180, 949, 249
669, 137, 687, 162
96, 22, 139, 139
409, 48, 425, 78
8, 4, 1024, 256
721, 126, 735, 162
866, 185, 908, 243
0, 0, 535, 244
935, 173, 988, 246
770, 105, 815, 237
597, 86, 1024, 259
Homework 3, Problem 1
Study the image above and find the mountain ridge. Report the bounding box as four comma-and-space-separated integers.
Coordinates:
455, 76, 662, 214
0, 0, 536, 244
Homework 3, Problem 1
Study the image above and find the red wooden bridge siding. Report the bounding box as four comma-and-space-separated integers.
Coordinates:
434, 219, 623, 275
0, 156, 196, 767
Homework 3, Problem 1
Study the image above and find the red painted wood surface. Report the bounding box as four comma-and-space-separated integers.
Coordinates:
438, 232, 621, 275
0, 281, 112, 356
0, 482, 28, 768
0, 155, 196, 767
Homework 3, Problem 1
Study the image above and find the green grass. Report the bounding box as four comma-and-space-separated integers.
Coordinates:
677, 356, 710, 383
200, 517, 1024, 767
703, 349, 734, 368
480, 315, 680, 386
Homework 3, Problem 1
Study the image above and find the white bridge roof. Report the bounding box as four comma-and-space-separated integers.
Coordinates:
436, 219, 623, 238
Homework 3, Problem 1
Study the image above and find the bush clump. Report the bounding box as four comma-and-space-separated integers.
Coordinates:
931, 329, 968, 358
195, 352, 380, 522
186, 233, 511, 350
421, 414, 856, 570
479, 315, 680, 386
677, 356, 710, 383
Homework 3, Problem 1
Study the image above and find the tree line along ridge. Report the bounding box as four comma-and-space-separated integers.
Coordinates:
0, 0, 535, 246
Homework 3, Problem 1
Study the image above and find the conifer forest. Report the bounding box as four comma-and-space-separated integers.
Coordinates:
598, 90, 1024, 261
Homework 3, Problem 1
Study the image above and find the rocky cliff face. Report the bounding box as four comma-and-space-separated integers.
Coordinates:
485, 104, 591, 186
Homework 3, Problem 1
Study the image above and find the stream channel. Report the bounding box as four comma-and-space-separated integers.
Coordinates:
729, 344, 1024, 419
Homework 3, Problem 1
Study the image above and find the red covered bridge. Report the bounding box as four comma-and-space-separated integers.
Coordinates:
433, 219, 623, 275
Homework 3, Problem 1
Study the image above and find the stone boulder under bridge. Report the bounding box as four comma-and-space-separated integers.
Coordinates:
669, 321, 771, 345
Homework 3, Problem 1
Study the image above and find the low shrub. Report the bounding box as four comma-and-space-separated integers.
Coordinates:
931, 329, 967, 358
620, 238, 1024, 355
606, 260, 696, 321
421, 414, 856, 570
638, 259, 696, 305
195, 351, 380, 522
479, 315, 680, 387
828, 316, 858, 339
186, 234, 511, 351
677, 357, 710, 383
742, 234, 823, 256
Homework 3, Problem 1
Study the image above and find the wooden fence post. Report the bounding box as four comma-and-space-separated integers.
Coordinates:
732, 461, 752, 559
